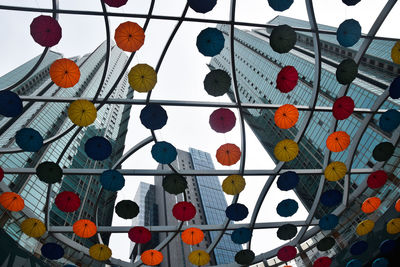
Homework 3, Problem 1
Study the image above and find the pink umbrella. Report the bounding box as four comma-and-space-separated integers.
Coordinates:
30, 15, 62, 47
277, 245, 297, 262
209, 108, 236, 133
104, 0, 128, 7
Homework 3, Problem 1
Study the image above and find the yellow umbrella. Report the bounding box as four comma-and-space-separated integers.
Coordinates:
128, 64, 157, 93
222, 175, 246, 195
188, 250, 210, 266
68, 100, 97, 127
356, 219, 375, 236
391, 41, 400, 64
274, 139, 299, 162
20, 218, 46, 238
324, 161, 347, 181
89, 244, 112, 261
387, 218, 400, 234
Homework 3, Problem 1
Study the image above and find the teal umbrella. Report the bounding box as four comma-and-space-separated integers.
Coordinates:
336, 58, 358, 85
36, 162, 62, 184
162, 174, 187, 195
270, 25, 296, 54
203, 69, 231, 97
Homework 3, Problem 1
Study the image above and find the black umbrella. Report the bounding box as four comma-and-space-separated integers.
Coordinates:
277, 224, 297, 240
373, 142, 394, 162
317, 237, 336, 251
36, 162, 62, 184
270, 25, 297, 54
235, 249, 255, 265
115, 200, 139, 219
336, 58, 358, 85
203, 69, 231, 97
162, 174, 188, 195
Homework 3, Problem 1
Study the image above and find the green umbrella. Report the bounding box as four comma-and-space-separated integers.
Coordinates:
373, 142, 394, 162
235, 249, 255, 265
277, 223, 297, 240
317, 237, 336, 251
115, 200, 139, 219
270, 24, 297, 54
336, 58, 358, 85
203, 69, 231, 97
36, 162, 62, 184
162, 174, 188, 195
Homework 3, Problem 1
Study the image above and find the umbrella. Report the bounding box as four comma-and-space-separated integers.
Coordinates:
115, 200, 139, 219
274, 139, 299, 162
326, 131, 350, 152
392, 41, 400, 64
275, 104, 299, 129
350, 240, 368, 255
68, 99, 97, 127
276, 199, 298, 217
141, 250, 163, 266
379, 109, 400, 132
85, 136, 112, 161
162, 174, 187, 195
336, 59, 358, 85
104, 0, 128, 8
128, 226, 151, 244
347, 259, 362, 267
140, 104, 168, 130
321, 190, 342, 207
21, 218, 46, 238
181, 227, 204, 245
222, 175, 245, 195
50, 58, 81, 88
336, 19, 361, 47
89, 244, 112, 261
209, 108, 236, 133
0, 90, 23, 117
188, 250, 210, 266
380, 239, 396, 254
270, 25, 296, 54
196, 28, 225, 57
332, 96, 355, 121
372, 142, 394, 162
188, 0, 217, 13
319, 214, 339, 230
100, 170, 125, 191
15, 128, 43, 152
317, 237, 336, 251
396, 199, 400, 212
367, 170, 387, 189
277, 171, 299, 191
389, 76, 400, 99
225, 203, 249, 221
361, 197, 381, 214
0, 167, 3, 182
55, 191, 80, 212
73, 219, 97, 238
128, 64, 157, 93
356, 219, 375, 236
216, 143, 241, 166
172, 201, 196, 221
41, 243, 64, 260
235, 249, 255, 265
0, 192, 24, 211
114, 21, 145, 52
276, 66, 298, 93
277, 224, 297, 240
36, 161, 63, 184
387, 218, 400, 234
151, 141, 177, 164
324, 161, 347, 181
343, 0, 361, 6
268, 0, 294, 11
277, 245, 296, 262
204, 69, 231, 97
30, 15, 62, 47
313, 257, 332, 267
231, 227, 252, 244
373, 258, 388, 267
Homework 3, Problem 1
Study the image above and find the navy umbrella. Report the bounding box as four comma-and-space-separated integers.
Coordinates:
41, 242, 64, 260
196, 28, 225, 57
347, 259, 362, 267
276, 199, 298, 217
321, 190, 342, 207
225, 203, 248, 221
0, 90, 23, 117
277, 224, 297, 240
188, 0, 217, 13
379, 109, 400, 132
342, 0, 361, 6
277, 171, 299, 191
235, 249, 255, 265
380, 239, 396, 254
231, 228, 251, 244
15, 128, 43, 152
350, 240, 368, 255
268, 0, 293, 11
372, 142, 394, 162
319, 214, 339, 230
100, 170, 125, 191
140, 104, 168, 130
336, 19, 361, 47
85, 136, 112, 161
389, 76, 400, 99
151, 141, 177, 164
203, 69, 231, 97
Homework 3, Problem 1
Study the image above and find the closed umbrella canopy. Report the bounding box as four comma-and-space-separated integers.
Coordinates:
151, 141, 177, 164
373, 258, 388, 267
225, 203, 249, 221
396, 199, 400, 212
379, 109, 400, 132
140, 104, 168, 130
73, 219, 97, 238
128, 64, 157, 93
0, 192, 24, 212
209, 108, 236, 133
350, 240, 368, 255
324, 161, 347, 181
15, 128, 43, 152
277, 171, 299, 191
89, 244, 112, 261
55, 191, 80, 212
277, 224, 297, 240
85, 136, 112, 161
367, 170, 387, 189
337, 19, 361, 47
389, 76, 400, 99
336, 59, 358, 85
115, 200, 139, 219
333, 96, 355, 120
317, 237, 336, 251
231, 227, 252, 244
321, 190, 342, 207
313, 257, 332, 267
268, 0, 294, 11
373, 142, 394, 162
204, 69, 231, 97
172, 201, 196, 221
50, 58, 80, 88
347, 259, 362, 267
391, 41, 400, 64
68, 99, 97, 127
270, 25, 296, 54
275, 104, 299, 129
41, 243, 64, 260
326, 131, 350, 152
216, 143, 241, 166
188, 0, 217, 13
128, 226, 151, 244
387, 218, 400, 234
222, 175, 245, 195
380, 239, 396, 254
30, 15, 62, 47
141, 250, 163, 266
181, 227, 204, 245
343, 0, 361, 6
276, 66, 298, 93
274, 139, 299, 162
196, 28, 225, 57
0, 90, 23, 117
361, 197, 381, 214
114, 21, 145, 52
36, 162, 62, 184
188, 250, 210, 266
104, 0, 128, 8
276, 199, 298, 217
235, 249, 255, 265
21, 218, 46, 238
277, 245, 296, 262
356, 219, 375, 236
319, 214, 339, 230
162, 174, 187, 195
100, 170, 125, 191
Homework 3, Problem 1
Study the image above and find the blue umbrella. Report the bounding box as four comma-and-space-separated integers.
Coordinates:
85, 136, 112, 161
372, 257, 388, 267
389, 76, 400, 99
188, 0, 217, 14
380, 239, 396, 254
336, 19, 361, 47
225, 203, 248, 221
0, 90, 23, 117
196, 28, 225, 57
277, 171, 299, 191
231, 228, 252, 244
41, 242, 64, 260
346, 259, 362, 267
140, 104, 168, 130
321, 189, 342, 206
379, 109, 400, 132
151, 141, 177, 164
100, 170, 125, 191
350, 240, 368, 255
319, 214, 339, 230
342, 0, 361, 6
268, 0, 293, 11
276, 199, 298, 217
15, 128, 43, 152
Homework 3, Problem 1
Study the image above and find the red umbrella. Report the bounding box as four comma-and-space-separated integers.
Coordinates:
128, 226, 151, 244
104, 0, 128, 7
332, 96, 354, 120
367, 170, 387, 189
313, 257, 332, 267
276, 66, 298, 93
55, 191, 81, 212
209, 108, 236, 133
172, 202, 196, 221
30, 15, 62, 47
277, 245, 296, 262
0, 166, 4, 182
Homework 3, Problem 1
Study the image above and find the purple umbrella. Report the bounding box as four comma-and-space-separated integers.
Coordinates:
30, 15, 62, 47
209, 108, 236, 133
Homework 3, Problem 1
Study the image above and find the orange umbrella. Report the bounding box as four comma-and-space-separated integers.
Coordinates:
114, 22, 145, 52
216, 143, 241, 166
181, 227, 204, 245
73, 219, 97, 238
326, 131, 350, 152
0, 192, 24, 212
395, 199, 400, 212
49, 58, 81, 88
141, 250, 163, 266
274, 104, 299, 129
361, 197, 381, 214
